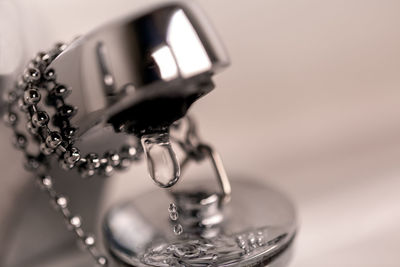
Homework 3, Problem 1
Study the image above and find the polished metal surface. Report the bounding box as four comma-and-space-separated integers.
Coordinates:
104, 179, 297, 267
49, 1, 229, 136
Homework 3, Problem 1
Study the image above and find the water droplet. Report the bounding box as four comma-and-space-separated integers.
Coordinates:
170, 211, 179, 221
141, 132, 180, 188
168, 203, 177, 213
173, 224, 183, 235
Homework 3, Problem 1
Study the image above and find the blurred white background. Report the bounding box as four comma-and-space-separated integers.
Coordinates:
2, 0, 400, 266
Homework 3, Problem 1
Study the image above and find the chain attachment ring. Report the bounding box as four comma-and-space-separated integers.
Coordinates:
172, 116, 231, 204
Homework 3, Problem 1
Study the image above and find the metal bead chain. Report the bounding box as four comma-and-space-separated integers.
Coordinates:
37, 174, 108, 266
4, 42, 144, 266
5, 42, 143, 177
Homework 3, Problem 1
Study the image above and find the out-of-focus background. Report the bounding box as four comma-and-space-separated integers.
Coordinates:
1, 0, 400, 266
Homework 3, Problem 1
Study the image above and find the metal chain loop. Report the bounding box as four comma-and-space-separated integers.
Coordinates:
171, 116, 231, 203
3, 42, 144, 266
3, 42, 228, 265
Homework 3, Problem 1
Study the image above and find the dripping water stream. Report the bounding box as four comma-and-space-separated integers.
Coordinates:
141, 131, 184, 235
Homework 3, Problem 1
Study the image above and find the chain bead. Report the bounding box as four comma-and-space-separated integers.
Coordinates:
104, 151, 120, 167
64, 147, 81, 165
53, 84, 69, 98
117, 145, 141, 169
97, 256, 108, 266
69, 215, 82, 228
117, 158, 130, 169
32, 111, 50, 127
24, 155, 40, 171
55, 42, 68, 53
120, 145, 140, 161
35, 52, 52, 66
55, 195, 68, 208
38, 175, 53, 189
13, 133, 27, 150
59, 104, 77, 118
23, 67, 41, 83
62, 126, 76, 139
59, 159, 73, 170
3, 111, 18, 127
84, 235, 95, 247
99, 162, 114, 177
46, 131, 62, 149
16, 78, 27, 90
7, 91, 18, 104
18, 98, 28, 111
26, 121, 38, 135
85, 153, 101, 169
24, 88, 41, 105
44, 68, 56, 81
40, 143, 54, 155
79, 168, 96, 178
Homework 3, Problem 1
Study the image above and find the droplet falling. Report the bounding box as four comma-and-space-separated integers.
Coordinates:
168, 202, 183, 235
168, 203, 177, 213
173, 224, 183, 235
170, 211, 179, 221
169, 203, 179, 221
141, 132, 180, 188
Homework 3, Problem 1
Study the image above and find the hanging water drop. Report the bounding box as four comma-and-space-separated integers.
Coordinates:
141, 132, 180, 188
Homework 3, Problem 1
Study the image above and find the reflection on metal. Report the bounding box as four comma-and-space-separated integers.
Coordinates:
151, 46, 179, 81
49, 1, 229, 136
104, 180, 297, 267
170, 116, 232, 204
167, 9, 212, 78
199, 144, 232, 204
96, 42, 117, 98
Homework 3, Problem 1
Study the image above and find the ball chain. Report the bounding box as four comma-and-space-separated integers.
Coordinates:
4, 43, 144, 266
